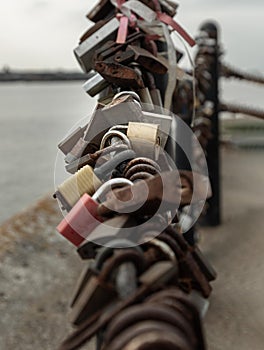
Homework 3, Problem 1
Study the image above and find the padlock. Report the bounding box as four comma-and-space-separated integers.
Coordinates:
79, 19, 110, 44
98, 170, 181, 218
57, 174, 135, 246
104, 303, 196, 349
162, 228, 212, 297
69, 253, 118, 325
101, 43, 168, 77
127, 45, 168, 75
55, 165, 102, 211
144, 288, 206, 349
82, 95, 143, 152
70, 242, 145, 325
83, 71, 110, 97
59, 261, 178, 350
93, 32, 143, 63
127, 122, 161, 159
94, 61, 145, 90
62, 102, 107, 165
55, 150, 136, 210
74, 17, 120, 73
58, 124, 88, 156
64, 95, 141, 165
64, 136, 90, 164
56, 193, 104, 247
87, 0, 115, 22
127, 122, 160, 146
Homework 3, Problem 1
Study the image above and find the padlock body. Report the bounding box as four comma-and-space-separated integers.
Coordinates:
57, 194, 103, 246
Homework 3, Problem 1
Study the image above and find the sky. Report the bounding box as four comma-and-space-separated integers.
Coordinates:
0, 0, 263, 73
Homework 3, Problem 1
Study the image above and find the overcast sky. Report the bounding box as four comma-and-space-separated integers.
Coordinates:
0, 0, 263, 72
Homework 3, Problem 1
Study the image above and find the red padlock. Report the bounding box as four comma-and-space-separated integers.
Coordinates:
56, 193, 104, 247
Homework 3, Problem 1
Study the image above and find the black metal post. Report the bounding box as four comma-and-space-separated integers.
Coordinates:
200, 22, 221, 226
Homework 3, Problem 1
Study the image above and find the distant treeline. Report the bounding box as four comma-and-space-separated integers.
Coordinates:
0, 71, 91, 82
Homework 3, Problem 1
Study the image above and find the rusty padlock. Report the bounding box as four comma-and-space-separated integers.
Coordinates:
70, 242, 145, 325
58, 261, 178, 350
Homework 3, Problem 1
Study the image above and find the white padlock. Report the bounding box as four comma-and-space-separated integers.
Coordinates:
127, 122, 162, 160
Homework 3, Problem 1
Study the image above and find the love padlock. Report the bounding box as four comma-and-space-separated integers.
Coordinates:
56, 178, 134, 247
56, 193, 104, 247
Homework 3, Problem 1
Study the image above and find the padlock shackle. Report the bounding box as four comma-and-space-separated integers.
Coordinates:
94, 149, 136, 181
92, 178, 133, 202
100, 130, 131, 150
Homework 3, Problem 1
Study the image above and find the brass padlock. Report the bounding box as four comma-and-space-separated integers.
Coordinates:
127, 122, 161, 159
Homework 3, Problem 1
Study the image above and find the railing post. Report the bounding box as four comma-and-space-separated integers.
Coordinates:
200, 22, 221, 226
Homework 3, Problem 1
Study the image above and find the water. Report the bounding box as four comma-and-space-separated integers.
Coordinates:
0, 80, 263, 223
0, 83, 96, 223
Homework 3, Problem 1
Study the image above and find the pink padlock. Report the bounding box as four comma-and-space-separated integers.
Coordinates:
57, 193, 104, 247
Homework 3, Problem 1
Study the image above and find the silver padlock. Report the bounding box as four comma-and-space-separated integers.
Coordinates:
83, 71, 110, 97
83, 95, 143, 148
74, 17, 120, 73
58, 124, 88, 155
